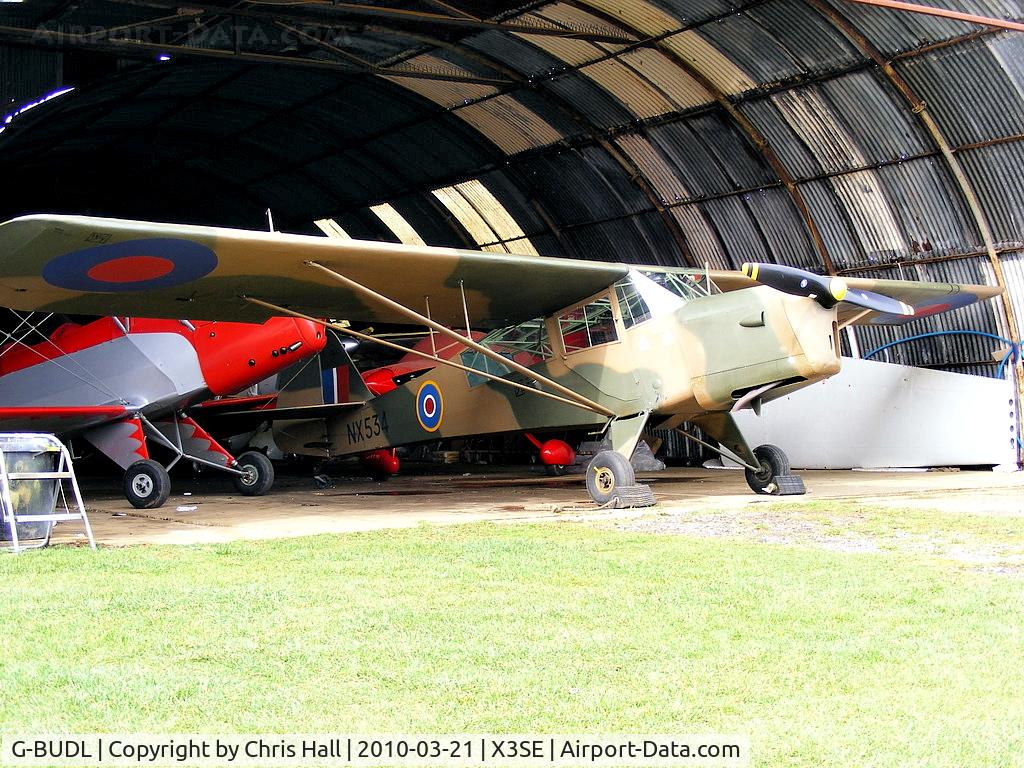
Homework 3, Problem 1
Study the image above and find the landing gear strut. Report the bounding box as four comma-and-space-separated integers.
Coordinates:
674, 417, 807, 496
103, 414, 278, 509
582, 413, 657, 508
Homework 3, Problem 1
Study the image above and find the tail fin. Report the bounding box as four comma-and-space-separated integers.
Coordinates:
276, 330, 372, 408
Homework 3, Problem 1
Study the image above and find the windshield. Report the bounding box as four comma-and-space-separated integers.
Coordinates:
640, 270, 719, 301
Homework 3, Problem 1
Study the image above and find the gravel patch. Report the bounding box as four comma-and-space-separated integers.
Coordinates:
612, 506, 1024, 576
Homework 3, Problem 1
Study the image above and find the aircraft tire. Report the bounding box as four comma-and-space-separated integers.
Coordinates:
744, 444, 791, 494
233, 451, 275, 496
545, 464, 569, 477
586, 450, 635, 505
124, 460, 172, 509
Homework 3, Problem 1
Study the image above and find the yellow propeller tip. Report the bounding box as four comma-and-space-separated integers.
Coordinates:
829, 277, 848, 301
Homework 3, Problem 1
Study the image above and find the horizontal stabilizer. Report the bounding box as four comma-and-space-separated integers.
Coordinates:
192, 394, 278, 413
200, 401, 364, 423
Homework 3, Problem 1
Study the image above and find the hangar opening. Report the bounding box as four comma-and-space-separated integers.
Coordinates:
0, 0, 1021, 481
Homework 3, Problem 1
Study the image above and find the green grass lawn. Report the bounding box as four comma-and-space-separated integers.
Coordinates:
1, 522, 1022, 767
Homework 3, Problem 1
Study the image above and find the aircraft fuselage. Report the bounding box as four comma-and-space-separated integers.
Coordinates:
274, 274, 841, 459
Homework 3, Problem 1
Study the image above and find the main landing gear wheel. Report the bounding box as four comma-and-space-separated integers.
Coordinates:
586, 450, 636, 505
124, 459, 171, 509
233, 451, 275, 496
545, 464, 570, 477
744, 444, 791, 495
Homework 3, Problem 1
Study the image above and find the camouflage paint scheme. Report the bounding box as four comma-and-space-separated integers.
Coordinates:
271, 277, 844, 466
0, 215, 1004, 469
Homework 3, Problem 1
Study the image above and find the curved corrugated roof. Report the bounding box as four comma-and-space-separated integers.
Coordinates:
0, 0, 1022, 374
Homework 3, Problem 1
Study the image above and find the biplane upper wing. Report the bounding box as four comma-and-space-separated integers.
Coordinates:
0, 215, 629, 328
703, 269, 1002, 325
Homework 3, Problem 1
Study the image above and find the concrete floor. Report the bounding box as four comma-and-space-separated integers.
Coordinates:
37, 462, 1024, 547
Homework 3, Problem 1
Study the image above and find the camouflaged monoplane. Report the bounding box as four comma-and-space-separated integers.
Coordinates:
0, 215, 1003, 507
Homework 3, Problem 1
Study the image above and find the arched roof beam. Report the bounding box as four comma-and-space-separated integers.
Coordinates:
561, 0, 835, 273
843, 0, 1024, 33
0, 23, 512, 84
105, 0, 636, 43
325, 21, 700, 265
806, 0, 1018, 347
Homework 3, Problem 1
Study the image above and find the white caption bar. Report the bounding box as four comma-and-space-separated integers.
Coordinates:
1, 735, 749, 767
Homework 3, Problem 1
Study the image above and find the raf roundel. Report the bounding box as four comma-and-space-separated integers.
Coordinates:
415, 380, 444, 432
42, 238, 218, 293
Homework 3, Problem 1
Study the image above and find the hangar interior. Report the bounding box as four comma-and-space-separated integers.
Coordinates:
1, 0, 1022, 468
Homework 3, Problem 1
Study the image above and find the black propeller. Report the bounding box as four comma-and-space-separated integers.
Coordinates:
740, 263, 914, 317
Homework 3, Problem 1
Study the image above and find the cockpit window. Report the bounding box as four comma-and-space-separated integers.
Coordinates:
614, 279, 652, 329
461, 317, 551, 387
558, 296, 618, 353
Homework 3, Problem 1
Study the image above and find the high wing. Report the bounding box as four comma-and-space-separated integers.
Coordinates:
0, 215, 1000, 328
0, 215, 628, 328
835, 274, 1003, 325
702, 269, 1002, 325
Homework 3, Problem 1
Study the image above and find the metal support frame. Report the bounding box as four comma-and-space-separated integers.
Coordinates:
843, 0, 1024, 33
138, 414, 247, 477
105, 0, 636, 43
0, 434, 95, 553
673, 426, 760, 473
0, 24, 511, 84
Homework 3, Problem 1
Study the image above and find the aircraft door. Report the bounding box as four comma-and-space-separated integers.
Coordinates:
546, 288, 658, 405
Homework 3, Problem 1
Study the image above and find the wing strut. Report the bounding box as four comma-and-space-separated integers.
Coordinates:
243, 297, 615, 417
303, 260, 618, 418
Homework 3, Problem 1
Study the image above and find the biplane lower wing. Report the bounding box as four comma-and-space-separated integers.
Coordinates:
0, 405, 129, 433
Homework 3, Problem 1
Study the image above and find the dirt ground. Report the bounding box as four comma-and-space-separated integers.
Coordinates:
35, 461, 1024, 549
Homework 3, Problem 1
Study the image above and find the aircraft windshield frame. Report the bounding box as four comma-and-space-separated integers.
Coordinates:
638, 270, 718, 302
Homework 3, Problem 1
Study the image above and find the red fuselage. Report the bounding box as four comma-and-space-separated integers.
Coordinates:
0, 316, 327, 430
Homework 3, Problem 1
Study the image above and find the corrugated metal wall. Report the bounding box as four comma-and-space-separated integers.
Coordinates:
1, 0, 1022, 379
0, 46, 62, 111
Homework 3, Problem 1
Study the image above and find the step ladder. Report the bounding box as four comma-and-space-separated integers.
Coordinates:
0, 433, 95, 553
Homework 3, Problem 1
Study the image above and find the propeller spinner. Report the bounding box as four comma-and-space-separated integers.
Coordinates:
741, 263, 914, 318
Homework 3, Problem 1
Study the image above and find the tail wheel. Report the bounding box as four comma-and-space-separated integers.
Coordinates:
744, 444, 791, 494
233, 451, 275, 496
586, 450, 635, 505
124, 459, 171, 509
